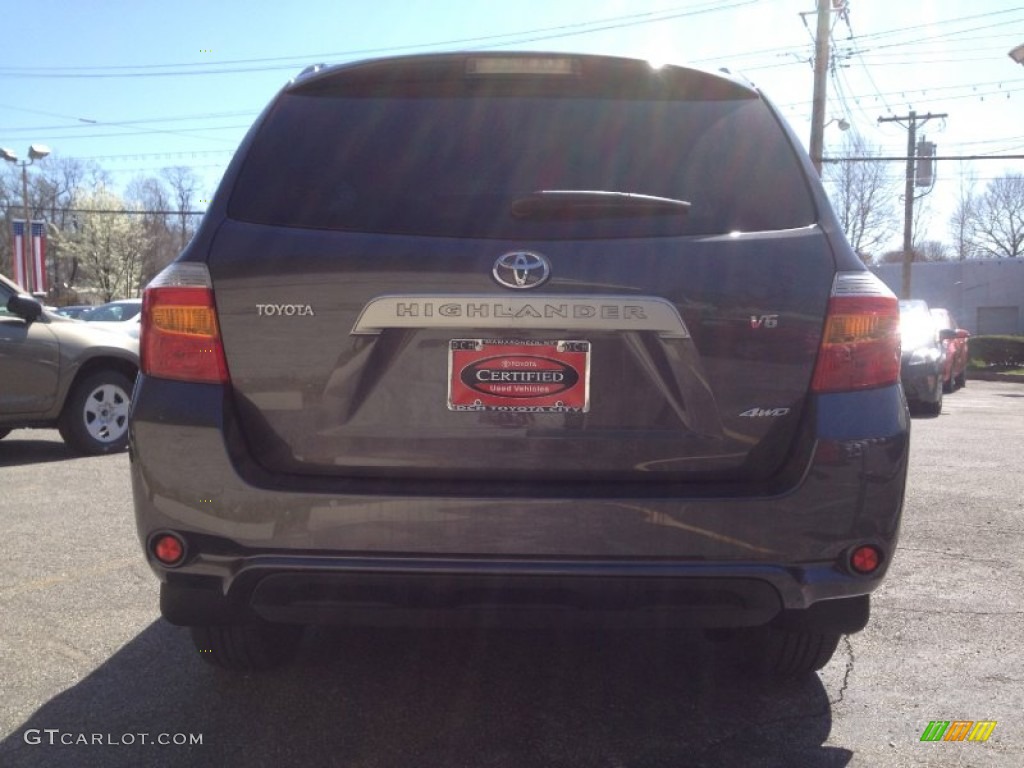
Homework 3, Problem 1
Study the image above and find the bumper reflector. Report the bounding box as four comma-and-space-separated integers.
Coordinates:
850, 545, 882, 575
152, 533, 186, 567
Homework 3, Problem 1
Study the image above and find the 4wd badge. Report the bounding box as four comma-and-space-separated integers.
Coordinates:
739, 407, 791, 418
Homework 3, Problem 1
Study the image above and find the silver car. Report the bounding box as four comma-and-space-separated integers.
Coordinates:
0, 274, 138, 454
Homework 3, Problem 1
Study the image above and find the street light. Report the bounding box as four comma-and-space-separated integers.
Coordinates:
1, 144, 51, 294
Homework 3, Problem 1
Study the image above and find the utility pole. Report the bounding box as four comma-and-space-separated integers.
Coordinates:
878, 111, 947, 299
808, 0, 831, 175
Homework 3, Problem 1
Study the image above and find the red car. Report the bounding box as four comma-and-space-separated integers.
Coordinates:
930, 308, 970, 392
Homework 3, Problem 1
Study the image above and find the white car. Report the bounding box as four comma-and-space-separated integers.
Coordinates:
81, 299, 142, 338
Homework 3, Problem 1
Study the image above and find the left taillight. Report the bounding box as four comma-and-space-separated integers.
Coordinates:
141, 263, 230, 384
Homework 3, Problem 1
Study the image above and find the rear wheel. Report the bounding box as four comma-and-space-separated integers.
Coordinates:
730, 626, 842, 678
955, 369, 967, 389
922, 384, 943, 416
190, 622, 304, 671
57, 370, 133, 454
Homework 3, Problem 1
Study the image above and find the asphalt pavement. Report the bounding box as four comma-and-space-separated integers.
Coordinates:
0, 380, 1021, 767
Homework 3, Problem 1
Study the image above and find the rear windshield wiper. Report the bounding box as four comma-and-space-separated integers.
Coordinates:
510, 190, 691, 221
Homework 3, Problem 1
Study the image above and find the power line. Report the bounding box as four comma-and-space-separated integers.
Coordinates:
704, 9, 1024, 77
835, 7, 1024, 44
0, 1, 759, 79
1, 109, 256, 134
3, 125, 250, 141
0, 2, 731, 72
776, 81, 1024, 112
3, 9, 1019, 142
53, 208, 206, 216
76, 149, 234, 162
823, 154, 1024, 163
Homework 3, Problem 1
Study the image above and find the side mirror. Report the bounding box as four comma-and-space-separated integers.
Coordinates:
6, 294, 44, 323
938, 328, 956, 342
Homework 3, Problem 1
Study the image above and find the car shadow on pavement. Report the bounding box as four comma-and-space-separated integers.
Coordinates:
0, 436, 77, 467
1, 620, 851, 768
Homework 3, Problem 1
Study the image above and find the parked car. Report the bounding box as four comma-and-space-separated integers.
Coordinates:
81, 298, 142, 323
53, 304, 94, 319
930, 307, 970, 392
0, 274, 139, 453
899, 300, 945, 416
130, 53, 909, 676
78, 298, 143, 339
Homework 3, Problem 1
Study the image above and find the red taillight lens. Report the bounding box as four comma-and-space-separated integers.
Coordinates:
811, 273, 900, 393
152, 533, 186, 566
141, 264, 229, 384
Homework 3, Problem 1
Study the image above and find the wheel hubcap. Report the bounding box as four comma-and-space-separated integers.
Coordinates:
83, 384, 130, 442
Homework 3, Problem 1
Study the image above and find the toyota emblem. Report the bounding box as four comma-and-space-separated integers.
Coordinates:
493, 251, 551, 290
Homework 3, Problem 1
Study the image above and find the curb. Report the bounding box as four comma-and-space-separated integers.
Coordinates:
966, 371, 1024, 383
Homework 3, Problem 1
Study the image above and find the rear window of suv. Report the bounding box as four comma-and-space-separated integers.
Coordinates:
229, 60, 816, 239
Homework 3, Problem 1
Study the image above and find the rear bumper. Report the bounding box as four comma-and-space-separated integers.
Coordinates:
130, 375, 908, 629
160, 562, 869, 632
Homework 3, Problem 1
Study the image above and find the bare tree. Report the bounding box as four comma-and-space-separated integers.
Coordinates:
910, 183, 940, 254
126, 175, 179, 291
824, 133, 899, 263
0, 156, 115, 297
36, 156, 103, 297
916, 240, 950, 262
0, 167, 20, 278
162, 166, 199, 252
969, 172, 1024, 258
949, 162, 979, 261
878, 242, 948, 264
0, 158, 68, 292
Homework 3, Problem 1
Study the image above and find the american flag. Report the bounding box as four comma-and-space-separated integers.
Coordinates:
31, 221, 47, 293
11, 220, 28, 291
9, 220, 47, 293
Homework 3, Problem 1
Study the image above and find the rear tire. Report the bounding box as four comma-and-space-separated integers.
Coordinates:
190, 622, 304, 671
922, 385, 943, 417
955, 370, 967, 389
733, 626, 842, 678
57, 370, 133, 454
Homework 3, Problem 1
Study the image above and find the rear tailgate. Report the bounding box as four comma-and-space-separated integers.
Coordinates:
209, 224, 832, 482
210, 53, 832, 483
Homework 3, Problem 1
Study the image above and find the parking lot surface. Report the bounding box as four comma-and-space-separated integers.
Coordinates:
1, 380, 1022, 767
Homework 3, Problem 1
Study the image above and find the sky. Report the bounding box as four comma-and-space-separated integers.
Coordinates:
2, 0, 1024, 253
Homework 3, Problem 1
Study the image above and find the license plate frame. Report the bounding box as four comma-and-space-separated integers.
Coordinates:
447, 339, 591, 413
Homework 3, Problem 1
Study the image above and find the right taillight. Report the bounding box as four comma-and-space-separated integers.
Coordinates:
141, 262, 230, 384
811, 272, 900, 393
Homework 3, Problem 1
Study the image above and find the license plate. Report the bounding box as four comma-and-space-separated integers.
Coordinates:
448, 339, 591, 413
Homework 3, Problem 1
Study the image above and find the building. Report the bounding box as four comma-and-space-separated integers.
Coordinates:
870, 259, 1024, 335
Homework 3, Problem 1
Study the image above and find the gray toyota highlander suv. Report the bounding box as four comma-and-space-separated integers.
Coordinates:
129, 53, 909, 675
